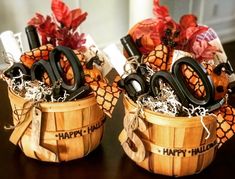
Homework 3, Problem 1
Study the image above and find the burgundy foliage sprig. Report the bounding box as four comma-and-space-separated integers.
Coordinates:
152, 0, 219, 61
28, 0, 88, 50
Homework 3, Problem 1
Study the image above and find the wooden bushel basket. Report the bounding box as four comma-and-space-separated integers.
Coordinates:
8, 89, 105, 162
119, 96, 218, 177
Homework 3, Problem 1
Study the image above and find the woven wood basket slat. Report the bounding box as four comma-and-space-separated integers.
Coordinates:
8, 89, 105, 162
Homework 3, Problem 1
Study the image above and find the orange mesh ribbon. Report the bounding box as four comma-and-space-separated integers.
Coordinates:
143, 44, 173, 71
20, 44, 54, 68
85, 75, 121, 118
214, 104, 235, 147
20, 45, 121, 117
180, 63, 229, 101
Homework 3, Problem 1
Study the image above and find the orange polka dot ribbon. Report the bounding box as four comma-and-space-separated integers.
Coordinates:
19, 45, 121, 117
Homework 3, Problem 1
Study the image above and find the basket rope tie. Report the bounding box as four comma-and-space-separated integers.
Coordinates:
4, 100, 43, 130
6, 99, 59, 162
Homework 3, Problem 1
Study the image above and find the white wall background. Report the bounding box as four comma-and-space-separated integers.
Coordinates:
163, 0, 235, 43
0, 0, 78, 51
79, 0, 129, 48
0, 0, 129, 50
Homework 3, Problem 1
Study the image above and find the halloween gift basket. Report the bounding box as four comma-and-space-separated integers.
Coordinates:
118, 0, 235, 177
1, 0, 120, 162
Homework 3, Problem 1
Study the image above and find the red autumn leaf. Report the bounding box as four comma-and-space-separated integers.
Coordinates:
36, 16, 57, 45
69, 32, 86, 50
153, 0, 172, 22
180, 14, 197, 29
150, 0, 221, 63
38, 16, 56, 35
70, 9, 88, 31
28, 0, 88, 49
28, 13, 45, 26
51, 0, 72, 27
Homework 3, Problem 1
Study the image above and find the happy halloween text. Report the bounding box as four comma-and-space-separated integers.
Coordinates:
55, 120, 105, 140
155, 140, 217, 157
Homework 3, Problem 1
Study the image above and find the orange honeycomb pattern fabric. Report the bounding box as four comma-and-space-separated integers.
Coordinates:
143, 44, 172, 71
181, 64, 207, 98
20, 44, 54, 68
214, 104, 235, 147
85, 75, 121, 118
58, 51, 86, 85
181, 63, 229, 101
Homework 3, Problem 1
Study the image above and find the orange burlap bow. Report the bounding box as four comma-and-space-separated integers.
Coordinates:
20, 44, 121, 118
